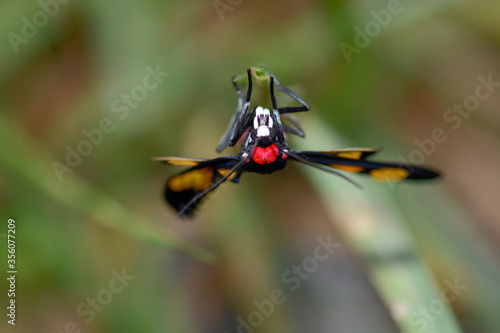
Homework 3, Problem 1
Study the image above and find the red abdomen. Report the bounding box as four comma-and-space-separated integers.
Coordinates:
252, 144, 279, 165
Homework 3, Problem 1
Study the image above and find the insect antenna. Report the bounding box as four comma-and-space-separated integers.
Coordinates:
176, 142, 259, 219
276, 143, 364, 190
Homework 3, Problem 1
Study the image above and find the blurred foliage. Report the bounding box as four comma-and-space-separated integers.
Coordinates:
1, 0, 500, 332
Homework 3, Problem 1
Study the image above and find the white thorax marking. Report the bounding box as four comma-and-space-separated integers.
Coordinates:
253, 106, 273, 138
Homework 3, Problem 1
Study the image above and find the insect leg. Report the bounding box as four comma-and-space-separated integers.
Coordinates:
229, 68, 253, 147
281, 114, 305, 138
261, 68, 309, 114
269, 75, 285, 142
216, 77, 247, 152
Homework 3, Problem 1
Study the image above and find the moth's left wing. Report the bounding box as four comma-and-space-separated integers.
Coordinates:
160, 156, 243, 217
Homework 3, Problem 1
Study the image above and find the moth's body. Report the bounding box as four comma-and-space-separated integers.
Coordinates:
157, 101, 439, 217
155, 67, 440, 218
245, 145, 288, 174
243, 106, 288, 174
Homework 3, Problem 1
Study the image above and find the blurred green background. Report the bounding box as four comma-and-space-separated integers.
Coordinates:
1, 0, 500, 332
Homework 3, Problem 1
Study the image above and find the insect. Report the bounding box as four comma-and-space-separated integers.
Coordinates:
216, 66, 310, 152
155, 73, 440, 218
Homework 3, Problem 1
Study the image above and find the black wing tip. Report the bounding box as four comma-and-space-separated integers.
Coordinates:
407, 166, 441, 180
164, 183, 200, 220
174, 210, 196, 220
168, 198, 199, 220
151, 157, 166, 164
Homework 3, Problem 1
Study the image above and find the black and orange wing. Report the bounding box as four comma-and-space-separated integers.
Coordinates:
290, 149, 439, 182
158, 156, 242, 217
151, 156, 208, 166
